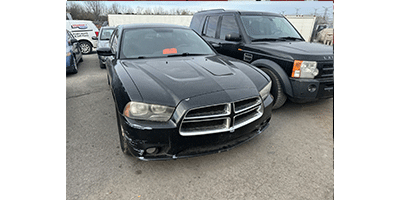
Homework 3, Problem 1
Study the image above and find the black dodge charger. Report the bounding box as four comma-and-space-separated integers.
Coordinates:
97, 24, 273, 160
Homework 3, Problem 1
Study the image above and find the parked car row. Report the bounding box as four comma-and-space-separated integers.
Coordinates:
78, 9, 333, 161
66, 30, 83, 74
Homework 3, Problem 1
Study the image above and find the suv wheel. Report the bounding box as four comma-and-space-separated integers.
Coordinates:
79, 41, 92, 54
261, 68, 287, 109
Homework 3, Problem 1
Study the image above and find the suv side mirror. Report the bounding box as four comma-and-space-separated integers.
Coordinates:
97, 47, 113, 56
225, 33, 241, 42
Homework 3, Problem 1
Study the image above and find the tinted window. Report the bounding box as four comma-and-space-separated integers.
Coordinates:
240, 15, 302, 40
203, 16, 219, 38
190, 15, 203, 33
120, 28, 215, 59
219, 15, 240, 40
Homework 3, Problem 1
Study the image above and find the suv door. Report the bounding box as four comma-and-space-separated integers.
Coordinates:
201, 15, 221, 49
217, 15, 243, 60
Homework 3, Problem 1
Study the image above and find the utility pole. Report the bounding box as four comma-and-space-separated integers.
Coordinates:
295, 8, 300, 15
313, 8, 318, 16
322, 6, 330, 21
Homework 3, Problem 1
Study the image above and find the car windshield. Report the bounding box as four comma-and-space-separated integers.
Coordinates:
100, 29, 114, 40
240, 15, 302, 41
120, 28, 215, 59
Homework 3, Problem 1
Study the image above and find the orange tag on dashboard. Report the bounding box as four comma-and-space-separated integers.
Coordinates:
163, 48, 177, 54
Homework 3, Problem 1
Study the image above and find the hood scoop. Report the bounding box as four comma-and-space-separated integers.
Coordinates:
195, 57, 234, 76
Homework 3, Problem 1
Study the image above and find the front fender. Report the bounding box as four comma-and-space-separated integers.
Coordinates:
251, 59, 293, 97
110, 63, 143, 114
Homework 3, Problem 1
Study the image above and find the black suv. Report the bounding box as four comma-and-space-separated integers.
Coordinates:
190, 9, 333, 109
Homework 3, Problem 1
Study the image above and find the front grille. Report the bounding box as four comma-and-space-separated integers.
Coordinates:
185, 103, 231, 120
180, 97, 263, 136
316, 62, 334, 79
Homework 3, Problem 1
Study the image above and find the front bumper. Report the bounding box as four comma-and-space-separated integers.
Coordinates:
118, 95, 273, 160
289, 77, 333, 103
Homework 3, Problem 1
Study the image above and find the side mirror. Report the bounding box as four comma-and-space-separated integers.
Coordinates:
211, 43, 221, 49
225, 33, 241, 42
92, 36, 98, 40
97, 47, 113, 56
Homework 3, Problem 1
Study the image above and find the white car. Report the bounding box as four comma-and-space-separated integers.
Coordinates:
66, 20, 99, 54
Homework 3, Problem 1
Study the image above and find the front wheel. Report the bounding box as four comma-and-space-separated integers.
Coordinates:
261, 68, 287, 109
115, 106, 131, 156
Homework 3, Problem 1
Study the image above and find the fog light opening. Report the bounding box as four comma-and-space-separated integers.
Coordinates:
307, 84, 317, 93
145, 147, 158, 154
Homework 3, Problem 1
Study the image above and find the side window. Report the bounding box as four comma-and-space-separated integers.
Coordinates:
190, 15, 203, 34
219, 15, 240, 40
203, 16, 219, 38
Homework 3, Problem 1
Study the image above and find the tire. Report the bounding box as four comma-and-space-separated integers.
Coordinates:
71, 56, 78, 74
261, 68, 287, 109
79, 41, 92, 54
115, 106, 131, 156
99, 62, 106, 69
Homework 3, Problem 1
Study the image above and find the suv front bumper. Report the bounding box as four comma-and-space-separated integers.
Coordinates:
289, 77, 333, 103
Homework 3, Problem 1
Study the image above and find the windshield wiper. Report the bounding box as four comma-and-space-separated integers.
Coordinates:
167, 53, 207, 57
252, 37, 303, 42
276, 36, 303, 41
251, 38, 279, 42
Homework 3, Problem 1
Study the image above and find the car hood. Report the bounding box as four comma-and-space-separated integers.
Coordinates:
250, 41, 333, 61
121, 55, 266, 107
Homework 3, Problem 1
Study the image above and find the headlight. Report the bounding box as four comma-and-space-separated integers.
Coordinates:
123, 102, 174, 122
291, 60, 319, 78
259, 81, 272, 100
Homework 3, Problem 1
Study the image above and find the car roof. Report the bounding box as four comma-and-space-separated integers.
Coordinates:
196, 9, 282, 17
120, 23, 190, 30
100, 26, 115, 29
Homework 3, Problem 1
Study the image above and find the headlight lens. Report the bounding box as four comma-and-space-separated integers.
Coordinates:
123, 102, 174, 122
259, 81, 272, 100
291, 60, 318, 78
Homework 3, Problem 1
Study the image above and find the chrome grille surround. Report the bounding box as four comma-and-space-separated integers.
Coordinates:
179, 97, 263, 136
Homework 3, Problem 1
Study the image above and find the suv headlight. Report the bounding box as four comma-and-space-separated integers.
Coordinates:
123, 102, 174, 122
291, 60, 319, 78
259, 81, 272, 100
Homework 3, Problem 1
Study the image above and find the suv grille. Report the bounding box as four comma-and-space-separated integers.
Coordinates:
180, 97, 263, 136
316, 62, 334, 79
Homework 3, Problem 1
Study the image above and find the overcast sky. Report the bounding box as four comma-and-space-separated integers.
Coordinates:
72, 1, 333, 18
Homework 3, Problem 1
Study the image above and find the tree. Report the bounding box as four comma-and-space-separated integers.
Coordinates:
84, 1, 105, 21
109, 2, 122, 14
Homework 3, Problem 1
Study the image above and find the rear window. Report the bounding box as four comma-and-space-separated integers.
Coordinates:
100, 29, 114, 40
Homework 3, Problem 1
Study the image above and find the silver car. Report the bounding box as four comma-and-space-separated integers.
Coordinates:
96, 26, 115, 68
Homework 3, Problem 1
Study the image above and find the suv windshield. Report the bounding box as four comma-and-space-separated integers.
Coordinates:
100, 29, 114, 40
120, 28, 215, 59
240, 15, 303, 41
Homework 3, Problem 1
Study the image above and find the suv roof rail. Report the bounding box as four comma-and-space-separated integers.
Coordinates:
197, 9, 225, 13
